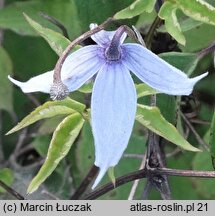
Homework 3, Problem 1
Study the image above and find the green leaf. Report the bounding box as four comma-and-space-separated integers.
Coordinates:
32, 135, 50, 157
179, 23, 215, 52
136, 104, 200, 152
27, 112, 84, 194
78, 82, 93, 94
79, 82, 160, 98
0, 168, 14, 193
62, 97, 86, 113
159, 1, 186, 45
79, 81, 158, 97
159, 18, 202, 33
180, 18, 202, 32
44, 163, 73, 199
209, 109, 215, 168
0, 47, 13, 113
114, 0, 156, 19
6, 98, 85, 135
172, 0, 215, 26
157, 95, 177, 125
0, 0, 81, 38
74, 0, 134, 31
38, 116, 65, 135
135, 9, 157, 29
73, 122, 94, 183
136, 83, 159, 98
159, 52, 199, 75
23, 13, 71, 56
207, 0, 215, 7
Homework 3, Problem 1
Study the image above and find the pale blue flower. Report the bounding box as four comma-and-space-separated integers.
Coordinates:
8, 24, 208, 189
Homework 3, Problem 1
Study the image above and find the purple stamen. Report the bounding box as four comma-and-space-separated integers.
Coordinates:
105, 26, 126, 61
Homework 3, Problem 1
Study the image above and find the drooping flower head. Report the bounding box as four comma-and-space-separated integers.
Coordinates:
9, 24, 208, 189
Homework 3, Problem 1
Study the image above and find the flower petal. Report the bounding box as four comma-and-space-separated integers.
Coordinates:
122, 43, 208, 95
90, 23, 127, 47
8, 71, 53, 93
61, 45, 104, 92
91, 62, 137, 188
9, 45, 104, 94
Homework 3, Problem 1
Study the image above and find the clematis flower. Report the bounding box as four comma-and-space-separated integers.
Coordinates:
9, 24, 208, 189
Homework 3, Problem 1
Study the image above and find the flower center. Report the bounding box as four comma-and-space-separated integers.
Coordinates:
105, 26, 126, 61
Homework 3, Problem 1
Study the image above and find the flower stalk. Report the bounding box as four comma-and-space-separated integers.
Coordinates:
50, 18, 113, 100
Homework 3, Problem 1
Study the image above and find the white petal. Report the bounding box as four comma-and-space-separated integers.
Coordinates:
8, 71, 53, 93
91, 62, 137, 189
122, 43, 208, 95
90, 23, 127, 47
9, 45, 104, 94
